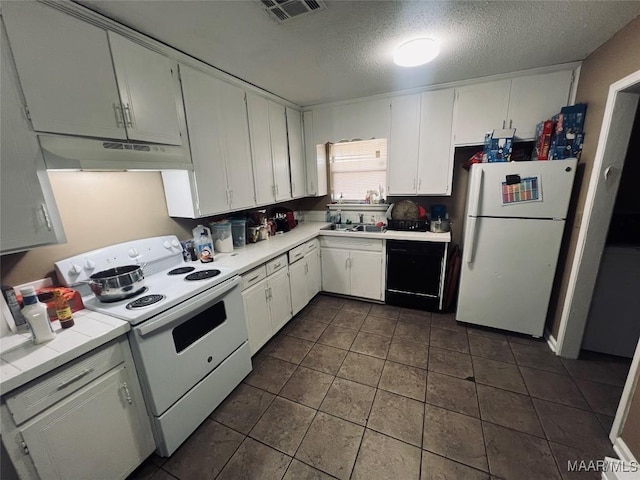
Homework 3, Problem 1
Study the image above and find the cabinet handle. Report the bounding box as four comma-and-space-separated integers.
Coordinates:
418, 178, 422, 191
273, 262, 281, 269
248, 275, 260, 283
40, 204, 52, 231
229, 189, 233, 204
122, 382, 133, 405
123, 103, 134, 128
56, 368, 94, 390
345, 258, 349, 270
502, 120, 506, 129
509, 119, 513, 129
113, 102, 124, 127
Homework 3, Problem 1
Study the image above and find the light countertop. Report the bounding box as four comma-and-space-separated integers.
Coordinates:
1, 310, 129, 395
212, 221, 451, 273
0, 221, 449, 395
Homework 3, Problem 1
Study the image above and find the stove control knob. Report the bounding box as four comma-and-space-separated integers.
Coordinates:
163, 240, 172, 249
128, 248, 139, 259
171, 239, 181, 248
84, 260, 96, 270
70, 264, 82, 275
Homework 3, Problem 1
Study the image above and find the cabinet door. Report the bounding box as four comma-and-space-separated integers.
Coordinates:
109, 32, 183, 145
303, 111, 328, 197
218, 82, 255, 210
417, 89, 455, 195
306, 248, 322, 300
0, 22, 66, 254
507, 70, 574, 140
350, 250, 384, 301
268, 268, 293, 333
242, 280, 271, 355
179, 66, 230, 216
2, 2, 126, 140
269, 101, 292, 201
331, 99, 391, 142
388, 94, 421, 195
287, 107, 306, 198
289, 259, 308, 316
321, 248, 351, 295
247, 93, 275, 205
20, 365, 154, 480
453, 80, 511, 145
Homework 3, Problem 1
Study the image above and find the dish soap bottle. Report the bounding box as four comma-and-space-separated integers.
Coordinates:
20, 287, 56, 344
54, 289, 75, 329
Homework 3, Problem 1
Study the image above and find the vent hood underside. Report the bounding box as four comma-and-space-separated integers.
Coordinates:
38, 134, 192, 171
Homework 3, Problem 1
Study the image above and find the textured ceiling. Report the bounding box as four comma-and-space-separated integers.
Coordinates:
76, 0, 640, 106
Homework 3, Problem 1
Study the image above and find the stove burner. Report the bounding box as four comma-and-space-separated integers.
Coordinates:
100, 287, 148, 303
185, 269, 221, 281
168, 266, 196, 275
126, 294, 166, 309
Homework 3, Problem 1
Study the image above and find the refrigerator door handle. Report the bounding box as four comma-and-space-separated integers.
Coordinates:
468, 167, 484, 217
464, 217, 478, 264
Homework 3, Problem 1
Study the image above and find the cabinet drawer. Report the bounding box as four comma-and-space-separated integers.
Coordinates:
320, 236, 383, 252
288, 244, 306, 264
305, 239, 319, 253
266, 254, 287, 276
5, 339, 124, 425
241, 265, 267, 290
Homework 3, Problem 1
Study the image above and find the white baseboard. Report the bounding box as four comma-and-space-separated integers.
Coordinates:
544, 328, 557, 353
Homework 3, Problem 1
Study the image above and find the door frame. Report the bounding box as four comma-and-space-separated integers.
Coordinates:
610, 338, 640, 459
555, 69, 640, 358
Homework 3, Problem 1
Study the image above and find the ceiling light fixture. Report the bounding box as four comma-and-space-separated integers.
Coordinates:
393, 38, 440, 67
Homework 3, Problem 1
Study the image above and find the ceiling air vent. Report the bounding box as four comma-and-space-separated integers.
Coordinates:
261, 0, 326, 23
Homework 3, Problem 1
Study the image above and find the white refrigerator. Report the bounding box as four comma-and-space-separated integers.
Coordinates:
456, 159, 577, 337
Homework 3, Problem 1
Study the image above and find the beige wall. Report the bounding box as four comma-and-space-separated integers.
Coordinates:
0, 171, 195, 286
540, 16, 640, 460
547, 16, 640, 339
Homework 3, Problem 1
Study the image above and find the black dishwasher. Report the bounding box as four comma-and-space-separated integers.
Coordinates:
386, 240, 447, 311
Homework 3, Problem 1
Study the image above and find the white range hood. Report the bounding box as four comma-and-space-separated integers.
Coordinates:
38, 134, 192, 171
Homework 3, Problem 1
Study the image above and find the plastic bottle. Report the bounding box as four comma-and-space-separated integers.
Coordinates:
20, 287, 56, 344
54, 289, 75, 329
192, 225, 214, 263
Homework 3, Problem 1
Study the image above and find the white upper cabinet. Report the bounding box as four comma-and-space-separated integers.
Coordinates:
247, 93, 292, 205
3, 2, 185, 146
303, 110, 328, 197
453, 70, 574, 145
2, 1, 125, 140
312, 98, 391, 144
0, 21, 66, 254
269, 101, 292, 202
388, 89, 455, 196
418, 89, 455, 195
286, 107, 306, 198
453, 79, 511, 146
388, 94, 422, 195
507, 70, 574, 140
108, 32, 183, 145
162, 65, 254, 218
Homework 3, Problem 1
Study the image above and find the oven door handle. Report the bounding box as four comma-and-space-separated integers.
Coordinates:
135, 275, 241, 337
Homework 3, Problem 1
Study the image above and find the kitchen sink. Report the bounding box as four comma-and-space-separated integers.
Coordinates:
321, 224, 385, 233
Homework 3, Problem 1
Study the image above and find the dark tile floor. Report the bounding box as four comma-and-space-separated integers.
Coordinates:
129, 294, 631, 480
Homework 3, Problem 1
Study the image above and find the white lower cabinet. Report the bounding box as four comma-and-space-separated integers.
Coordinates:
320, 237, 384, 301
242, 260, 293, 355
289, 240, 321, 315
0, 338, 155, 480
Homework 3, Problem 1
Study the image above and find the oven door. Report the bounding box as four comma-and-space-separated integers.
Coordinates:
128, 276, 248, 416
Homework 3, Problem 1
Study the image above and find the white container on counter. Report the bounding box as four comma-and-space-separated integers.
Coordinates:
210, 222, 233, 253
20, 287, 56, 344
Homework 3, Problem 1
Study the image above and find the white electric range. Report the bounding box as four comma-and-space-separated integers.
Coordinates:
55, 235, 252, 457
